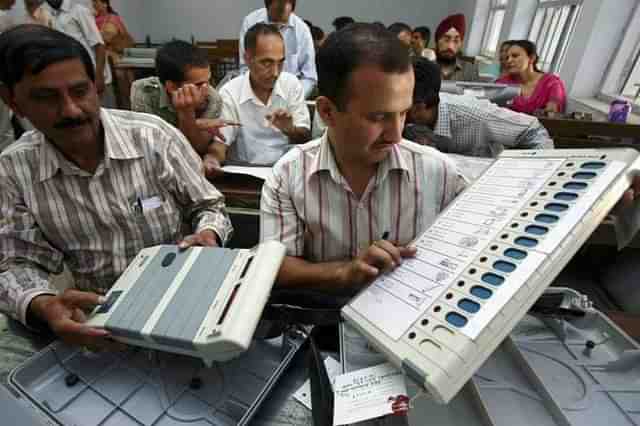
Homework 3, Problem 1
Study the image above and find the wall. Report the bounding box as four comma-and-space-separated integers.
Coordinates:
136, 0, 461, 44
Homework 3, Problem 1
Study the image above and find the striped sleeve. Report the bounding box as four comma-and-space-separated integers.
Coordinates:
0, 156, 61, 326
260, 151, 305, 256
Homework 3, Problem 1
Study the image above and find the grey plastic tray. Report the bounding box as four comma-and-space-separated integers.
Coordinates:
8, 334, 305, 426
341, 289, 640, 426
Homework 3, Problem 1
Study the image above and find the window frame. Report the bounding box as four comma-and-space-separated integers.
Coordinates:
480, 0, 509, 58
528, 0, 583, 73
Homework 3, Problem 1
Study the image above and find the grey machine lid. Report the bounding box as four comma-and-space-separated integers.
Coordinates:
8, 334, 305, 426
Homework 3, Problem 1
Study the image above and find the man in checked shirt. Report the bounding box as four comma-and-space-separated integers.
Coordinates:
0, 26, 232, 351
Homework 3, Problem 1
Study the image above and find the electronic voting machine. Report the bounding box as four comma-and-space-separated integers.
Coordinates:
342, 149, 640, 404
87, 241, 286, 366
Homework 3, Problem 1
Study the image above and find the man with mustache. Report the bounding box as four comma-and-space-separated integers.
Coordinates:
239, 0, 317, 98
217, 23, 310, 166
435, 14, 480, 82
0, 26, 232, 350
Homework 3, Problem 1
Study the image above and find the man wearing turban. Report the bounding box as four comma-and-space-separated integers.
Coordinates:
435, 13, 480, 81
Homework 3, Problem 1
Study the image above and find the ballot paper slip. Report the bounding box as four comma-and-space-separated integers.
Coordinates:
293, 356, 343, 410
342, 149, 640, 404
222, 165, 273, 181
333, 362, 408, 426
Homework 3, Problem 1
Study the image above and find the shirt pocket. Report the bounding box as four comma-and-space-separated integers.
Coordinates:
131, 195, 182, 246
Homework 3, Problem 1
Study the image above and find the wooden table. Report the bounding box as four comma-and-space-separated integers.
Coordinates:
540, 117, 640, 149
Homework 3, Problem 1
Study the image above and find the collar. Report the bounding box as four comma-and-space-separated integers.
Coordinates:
310, 132, 411, 186
38, 109, 143, 182
158, 86, 174, 111
54, 0, 71, 13
239, 71, 286, 106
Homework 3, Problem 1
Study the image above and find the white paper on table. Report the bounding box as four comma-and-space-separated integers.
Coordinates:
292, 357, 343, 410
221, 165, 273, 181
333, 362, 408, 426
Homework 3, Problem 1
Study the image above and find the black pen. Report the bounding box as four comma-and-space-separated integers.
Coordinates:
381, 231, 389, 241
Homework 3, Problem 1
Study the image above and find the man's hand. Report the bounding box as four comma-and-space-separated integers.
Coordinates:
30, 290, 118, 351
266, 108, 294, 134
178, 229, 220, 250
202, 153, 224, 179
172, 84, 205, 115
337, 240, 417, 288
621, 175, 640, 207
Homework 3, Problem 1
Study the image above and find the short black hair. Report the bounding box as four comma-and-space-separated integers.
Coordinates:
388, 22, 412, 37
413, 26, 431, 44
264, 0, 296, 11
412, 57, 441, 107
0, 25, 95, 92
156, 40, 209, 85
244, 22, 284, 53
318, 23, 411, 110
311, 26, 325, 43
332, 16, 355, 31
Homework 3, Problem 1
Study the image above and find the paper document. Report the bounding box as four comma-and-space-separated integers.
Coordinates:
221, 166, 273, 181
333, 362, 407, 426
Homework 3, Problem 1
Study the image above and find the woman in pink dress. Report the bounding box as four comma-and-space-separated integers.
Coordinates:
496, 40, 567, 115
93, 0, 133, 62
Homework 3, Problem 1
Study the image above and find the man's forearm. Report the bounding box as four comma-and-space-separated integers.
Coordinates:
177, 112, 211, 155
276, 256, 348, 291
284, 126, 312, 145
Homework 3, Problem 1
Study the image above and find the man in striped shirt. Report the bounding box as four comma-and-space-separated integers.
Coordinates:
260, 24, 466, 294
0, 26, 232, 350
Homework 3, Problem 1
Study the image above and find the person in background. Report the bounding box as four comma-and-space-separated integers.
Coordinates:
387, 22, 412, 47
44, 0, 113, 106
131, 40, 229, 178
0, 25, 232, 349
310, 25, 325, 52
405, 58, 553, 157
332, 16, 354, 31
497, 40, 567, 115
0, 0, 16, 152
260, 24, 464, 295
411, 26, 436, 61
24, 0, 52, 26
498, 40, 514, 77
92, 0, 133, 63
218, 23, 310, 166
435, 13, 480, 81
239, 0, 317, 98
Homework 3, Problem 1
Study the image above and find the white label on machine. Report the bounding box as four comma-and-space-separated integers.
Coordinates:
351, 159, 565, 341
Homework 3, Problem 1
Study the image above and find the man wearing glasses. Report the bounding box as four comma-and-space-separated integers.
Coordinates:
239, 0, 317, 98
217, 23, 311, 166
131, 40, 229, 177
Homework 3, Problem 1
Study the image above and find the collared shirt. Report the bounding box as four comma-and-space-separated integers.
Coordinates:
0, 109, 233, 327
260, 133, 466, 263
46, 0, 112, 84
239, 8, 317, 97
130, 76, 223, 127
219, 71, 310, 166
440, 58, 480, 82
404, 93, 554, 157
420, 48, 437, 61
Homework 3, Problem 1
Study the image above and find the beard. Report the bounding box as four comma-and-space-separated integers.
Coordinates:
436, 50, 457, 66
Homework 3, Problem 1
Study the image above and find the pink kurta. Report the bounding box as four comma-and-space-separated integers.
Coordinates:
497, 73, 567, 115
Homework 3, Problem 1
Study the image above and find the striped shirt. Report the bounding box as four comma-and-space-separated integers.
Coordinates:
0, 109, 233, 326
260, 133, 466, 263
404, 93, 554, 157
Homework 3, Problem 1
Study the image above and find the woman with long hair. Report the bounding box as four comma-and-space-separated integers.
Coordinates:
497, 40, 566, 115
92, 0, 133, 61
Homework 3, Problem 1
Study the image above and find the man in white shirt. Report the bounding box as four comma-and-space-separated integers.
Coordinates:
239, 0, 317, 98
44, 0, 111, 102
0, 0, 16, 152
218, 23, 310, 166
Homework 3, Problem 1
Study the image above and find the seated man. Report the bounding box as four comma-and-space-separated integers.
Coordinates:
260, 24, 465, 293
239, 0, 317, 98
131, 40, 227, 178
435, 14, 480, 81
0, 26, 232, 349
218, 23, 311, 166
411, 26, 436, 61
405, 58, 554, 157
